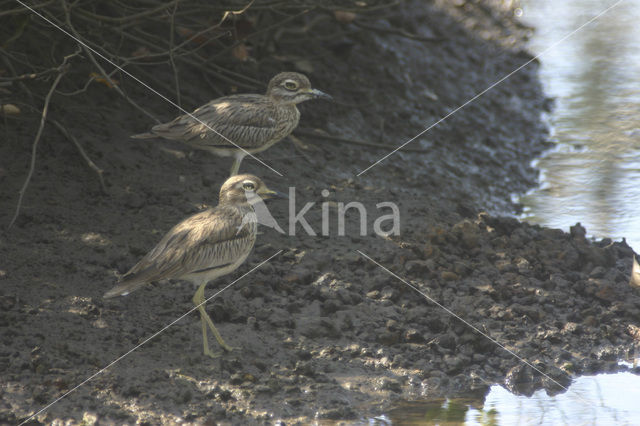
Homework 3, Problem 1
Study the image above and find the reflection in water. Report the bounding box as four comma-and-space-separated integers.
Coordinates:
378, 373, 640, 425
373, 2, 640, 424
517, 0, 640, 251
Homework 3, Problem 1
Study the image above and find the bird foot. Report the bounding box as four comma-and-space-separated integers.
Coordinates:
203, 349, 224, 358
219, 342, 238, 353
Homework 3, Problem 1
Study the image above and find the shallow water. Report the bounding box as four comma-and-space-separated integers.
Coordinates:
376, 371, 640, 425
377, 1, 640, 424
517, 0, 640, 251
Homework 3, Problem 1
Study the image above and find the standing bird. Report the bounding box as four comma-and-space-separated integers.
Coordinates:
104, 174, 286, 357
132, 72, 332, 176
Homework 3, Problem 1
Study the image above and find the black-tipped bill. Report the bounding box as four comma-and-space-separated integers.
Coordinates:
260, 189, 289, 200
310, 89, 333, 100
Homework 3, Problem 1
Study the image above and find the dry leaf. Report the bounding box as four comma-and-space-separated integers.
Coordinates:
89, 72, 119, 88
334, 11, 357, 24
231, 43, 250, 61
0, 104, 20, 115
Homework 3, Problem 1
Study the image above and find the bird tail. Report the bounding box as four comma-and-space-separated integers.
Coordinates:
103, 279, 147, 298
130, 132, 156, 139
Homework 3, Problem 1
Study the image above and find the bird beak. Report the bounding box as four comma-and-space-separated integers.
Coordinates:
260, 188, 289, 200
309, 88, 333, 100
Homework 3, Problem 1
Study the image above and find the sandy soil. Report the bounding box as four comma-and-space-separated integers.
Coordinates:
1, 0, 639, 424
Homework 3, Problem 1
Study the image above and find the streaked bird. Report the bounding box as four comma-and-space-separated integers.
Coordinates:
132, 72, 332, 176
104, 174, 286, 357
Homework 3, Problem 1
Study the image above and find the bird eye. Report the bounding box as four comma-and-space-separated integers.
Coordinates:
283, 80, 298, 91
242, 181, 256, 191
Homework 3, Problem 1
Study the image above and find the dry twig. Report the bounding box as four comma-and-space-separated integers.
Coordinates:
8, 48, 80, 229
48, 118, 107, 194
60, 0, 161, 123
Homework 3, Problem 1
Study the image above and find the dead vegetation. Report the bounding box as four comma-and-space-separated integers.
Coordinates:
1, 0, 419, 227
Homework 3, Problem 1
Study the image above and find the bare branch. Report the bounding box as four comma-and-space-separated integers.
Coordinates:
60, 0, 161, 123
8, 47, 81, 229
48, 118, 107, 193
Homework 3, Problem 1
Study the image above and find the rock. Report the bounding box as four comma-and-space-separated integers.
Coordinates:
405, 259, 432, 274
377, 331, 401, 345
294, 361, 315, 377
403, 328, 425, 343
441, 271, 459, 281
436, 333, 457, 350
316, 406, 357, 420
505, 365, 537, 397
378, 377, 402, 393
298, 317, 339, 338
590, 266, 607, 278
570, 223, 587, 239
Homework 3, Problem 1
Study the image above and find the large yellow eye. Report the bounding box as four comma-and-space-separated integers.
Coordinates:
283, 80, 298, 91
242, 181, 256, 191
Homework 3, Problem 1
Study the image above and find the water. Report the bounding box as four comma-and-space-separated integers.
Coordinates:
376, 372, 640, 425
517, 0, 640, 251
375, 2, 640, 424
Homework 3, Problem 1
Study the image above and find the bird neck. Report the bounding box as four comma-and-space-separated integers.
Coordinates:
219, 197, 253, 209
269, 95, 304, 106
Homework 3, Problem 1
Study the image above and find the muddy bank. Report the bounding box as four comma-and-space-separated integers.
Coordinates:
1, 0, 638, 424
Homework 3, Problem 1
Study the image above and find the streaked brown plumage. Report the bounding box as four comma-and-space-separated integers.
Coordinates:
132, 72, 331, 175
104, 174, 285, 357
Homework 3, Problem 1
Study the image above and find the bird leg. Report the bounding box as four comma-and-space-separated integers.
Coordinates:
193, 282, 234, 357
229, 152, 246, 176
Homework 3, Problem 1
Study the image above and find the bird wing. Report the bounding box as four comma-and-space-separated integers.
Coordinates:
149, 95, 283, 149
104, 206, 255, 298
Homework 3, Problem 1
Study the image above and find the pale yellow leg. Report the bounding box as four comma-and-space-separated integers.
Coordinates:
229, 152, 246, 176
193, 282, 234, 357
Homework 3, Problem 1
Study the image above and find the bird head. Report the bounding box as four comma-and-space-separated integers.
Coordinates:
266, 72, 332, 104
219, 174, 287, 205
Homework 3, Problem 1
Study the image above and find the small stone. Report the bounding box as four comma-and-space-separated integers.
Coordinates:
441, 271, 459, 281
379, 378, 402, 393
385, 319, 399, 331
404, 328, 425, 343
405, 260, 431, 274
589, 266, 607, 278
376, 331, 400, 345
570, 223, 587, 239
366, 290, 380, 299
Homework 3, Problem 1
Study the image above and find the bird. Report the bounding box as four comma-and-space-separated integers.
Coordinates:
104, 174, 287, 357
132, 72, 332, 176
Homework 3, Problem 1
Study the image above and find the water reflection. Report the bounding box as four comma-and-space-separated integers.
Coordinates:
370, 3, 640, 424
376, 373, 640, 425
517, 0, 640, 250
